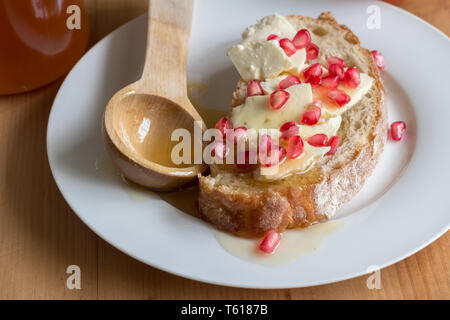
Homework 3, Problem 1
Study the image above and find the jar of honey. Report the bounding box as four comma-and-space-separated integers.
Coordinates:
0, 0, 89, 95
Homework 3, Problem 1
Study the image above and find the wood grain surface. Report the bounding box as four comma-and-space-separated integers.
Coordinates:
0, 0, 448, 299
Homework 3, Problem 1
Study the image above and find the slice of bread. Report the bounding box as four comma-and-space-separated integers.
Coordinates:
198, 12, 387, 237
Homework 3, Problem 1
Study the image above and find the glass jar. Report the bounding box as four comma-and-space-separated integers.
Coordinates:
0, 0, 89, 95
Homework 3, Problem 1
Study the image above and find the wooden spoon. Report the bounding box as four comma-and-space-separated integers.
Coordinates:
103, 0, 207, 191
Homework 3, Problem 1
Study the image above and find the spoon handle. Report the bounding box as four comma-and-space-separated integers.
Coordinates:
139, 0, 194, 101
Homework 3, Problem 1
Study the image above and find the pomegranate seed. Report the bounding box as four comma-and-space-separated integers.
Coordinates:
344, 67, 361, 88
306, 75, 322, 87
306, 43, 319, 59
321, 74, 339, 89
247, 80, 264, 97
211, 141, 229, 160
267, 34, 280, 41
279, 75, 301, 89
311, 99, 323, 108
236, 150, 255, 169
259, 134, 272, 154
277, 145, 287, 163
301, 106, 321, 125
215, 117, 232, 137
292, 29, 311, 49
270, 90, 289, 110
279, 38, 297, 57
326, 136, 340, 155
287, 136, 304, 159
280, 121, 297, 132
259, 229, 281, 253
280, 121, 298, 140
303, 63, 323, 80
281, 124, 299, 140
259, 145, 286, 167
328, 64, 345, 80
371, 50, 386, 70
327, 56, 346, 68
327, 89, 351, 107
390, 121, 406, 141
307, 134, 328, 147
230, 126, 248, 143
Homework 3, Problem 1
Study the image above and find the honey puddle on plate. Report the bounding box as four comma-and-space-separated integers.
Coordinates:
95, 82, 340, 267
212, 221, 341, 267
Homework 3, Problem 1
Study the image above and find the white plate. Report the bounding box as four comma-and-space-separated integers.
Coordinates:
47, 0, 450, 288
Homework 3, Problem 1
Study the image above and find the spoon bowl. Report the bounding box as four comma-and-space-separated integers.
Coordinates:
103, 0, 207, 191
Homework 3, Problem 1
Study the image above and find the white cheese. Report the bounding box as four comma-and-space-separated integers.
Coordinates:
227, 40, 306, 81
260, 70, 374, 117
320, 72, 374, 116
258, 143, 331, 180
288, 49, 307, 74
228, 14, 306, 80
242, 14, 297, 42
257, 117, 341, 180
231, 83, 313, 129
260, 75, 286, 94
297, 116, 342, 139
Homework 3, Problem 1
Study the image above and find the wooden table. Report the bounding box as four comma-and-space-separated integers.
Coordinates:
0, 0, 448, 299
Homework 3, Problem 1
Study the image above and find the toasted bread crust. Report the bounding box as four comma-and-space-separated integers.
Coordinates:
199, 13, 387, 237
